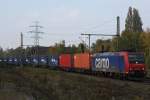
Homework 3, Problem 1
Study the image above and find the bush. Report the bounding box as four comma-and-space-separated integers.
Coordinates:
146, 56, 150, 69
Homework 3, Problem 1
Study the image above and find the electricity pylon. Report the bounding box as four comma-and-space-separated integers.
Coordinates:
29, 21, 44, 47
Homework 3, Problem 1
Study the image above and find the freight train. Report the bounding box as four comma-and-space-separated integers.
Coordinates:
0, 51, 146, 79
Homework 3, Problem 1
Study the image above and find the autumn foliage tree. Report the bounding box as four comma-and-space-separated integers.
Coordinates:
112, 7, 143, 52
112, 7, 150, 68
91, 39, 112, 53
140, 30, 150, 68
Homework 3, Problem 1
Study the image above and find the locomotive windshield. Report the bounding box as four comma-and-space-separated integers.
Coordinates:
128, 53, 144, 64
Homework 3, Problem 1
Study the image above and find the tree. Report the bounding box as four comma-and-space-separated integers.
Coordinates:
124, 7, 143, 33
140, 32, 150, 54
54, 40, 65, 54
0, 47, 3, 57
113, 7, 143, 52
139, 31, 150, 68
91, 39, 112, 53
70, 44, 77, 54
132, 8, 143, 33
77, 43, 87, 53
125, 7, 133, 33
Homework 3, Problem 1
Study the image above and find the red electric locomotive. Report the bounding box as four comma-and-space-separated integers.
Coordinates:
92, 51, 146, 78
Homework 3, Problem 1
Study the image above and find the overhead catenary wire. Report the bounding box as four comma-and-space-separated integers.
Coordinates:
80, 16, 120, 52
21, 17, 117, 48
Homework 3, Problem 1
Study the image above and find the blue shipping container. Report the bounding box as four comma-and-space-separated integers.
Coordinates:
3, 58, 8, 63
14, 57, 20, 65
7, 57, 20, 65
7, 57, 14, 65
31, 56, 48, 66
48, 55, 59, 69
39, 56, 48, 65
31, 56, 38, 65
0, 58, 3, 63
21, 57, 32, 65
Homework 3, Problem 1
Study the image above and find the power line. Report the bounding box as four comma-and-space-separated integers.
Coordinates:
81, 33, 118, 52
81, 16, 120, 52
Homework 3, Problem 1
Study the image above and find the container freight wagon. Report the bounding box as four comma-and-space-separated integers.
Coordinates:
73, 53, 91, 71
3, 58, 7, 64
0, 58, 3, 64
48, 55, 59, 69
31, 56, 48, 66
7, 57, 14, 65
39, 56, 48, 66
21, 57, 32, 65
0, 58, 6, 66
59, 54, 73, 70
9, 57, 20, 66
92, 52, 146, 77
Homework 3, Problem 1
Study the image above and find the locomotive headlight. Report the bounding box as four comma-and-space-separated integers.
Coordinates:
125, 72, 129, 74
129, 67, 132, 70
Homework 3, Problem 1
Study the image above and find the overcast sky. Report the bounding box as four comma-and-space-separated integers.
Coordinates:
0, 0, 149, 49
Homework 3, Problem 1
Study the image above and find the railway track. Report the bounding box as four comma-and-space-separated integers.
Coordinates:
75, 70, 150, 85
143, 77, 150, 85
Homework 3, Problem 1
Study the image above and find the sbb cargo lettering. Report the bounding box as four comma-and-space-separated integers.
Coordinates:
95, 58, 109, 69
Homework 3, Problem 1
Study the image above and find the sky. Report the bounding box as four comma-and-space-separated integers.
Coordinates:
0, 0, 150, 49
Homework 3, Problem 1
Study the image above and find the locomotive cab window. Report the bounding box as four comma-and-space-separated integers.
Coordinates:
128, 53, 144, 64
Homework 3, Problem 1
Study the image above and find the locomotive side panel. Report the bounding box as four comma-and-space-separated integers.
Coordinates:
92, 53, 125, 73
